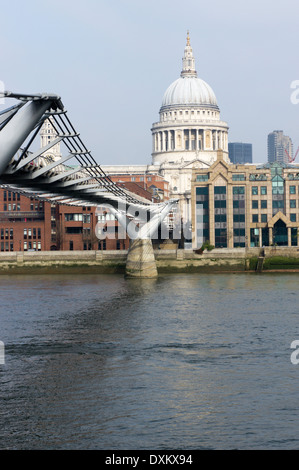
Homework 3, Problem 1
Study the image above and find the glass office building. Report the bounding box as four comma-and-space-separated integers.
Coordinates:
228, 142, 252, 164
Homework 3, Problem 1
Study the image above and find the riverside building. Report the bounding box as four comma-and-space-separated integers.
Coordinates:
192, 150, 299, 249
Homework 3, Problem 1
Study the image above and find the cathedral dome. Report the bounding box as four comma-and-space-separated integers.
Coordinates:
161, 76, 218, 110
160, 31, 219, 112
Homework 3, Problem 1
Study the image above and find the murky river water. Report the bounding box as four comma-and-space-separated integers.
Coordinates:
1, 272, 299, 450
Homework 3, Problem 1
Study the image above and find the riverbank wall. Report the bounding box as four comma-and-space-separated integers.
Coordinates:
1, 246, 299, 274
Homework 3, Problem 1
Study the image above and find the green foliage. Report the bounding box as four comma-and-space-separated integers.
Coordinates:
201, 240, 215, 252
263, 256, 299, 269
248, 257, 258, 270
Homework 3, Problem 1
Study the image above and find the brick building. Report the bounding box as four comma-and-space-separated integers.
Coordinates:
0, 189, 51, 252
110, 174, 169, 201
0, 180, 160, 252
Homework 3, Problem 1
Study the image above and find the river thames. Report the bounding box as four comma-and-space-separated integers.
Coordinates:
1, 272, 299, 450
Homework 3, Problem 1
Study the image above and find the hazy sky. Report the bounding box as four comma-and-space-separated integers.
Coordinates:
1, 0, 299, 165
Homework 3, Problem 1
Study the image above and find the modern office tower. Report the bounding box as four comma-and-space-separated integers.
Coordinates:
267, 130, 293, 164
228, 142, 252, 164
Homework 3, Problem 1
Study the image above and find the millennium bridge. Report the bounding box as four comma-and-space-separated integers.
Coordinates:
0, 91, 178, 277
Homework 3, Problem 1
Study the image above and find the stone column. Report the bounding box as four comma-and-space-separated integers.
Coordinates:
125, 238, 158, 278
209, 184, 215, 246
259, 228, 262, 247
227, 184, 233, 248
162, 132, 165, 151
288, 227, 291, 246
269, 227, 273, 245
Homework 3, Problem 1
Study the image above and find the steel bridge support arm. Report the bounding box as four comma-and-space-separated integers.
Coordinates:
0, 98, 61, 176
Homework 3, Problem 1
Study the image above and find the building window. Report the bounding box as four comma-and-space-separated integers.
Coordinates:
272, 200, 284, 209
24, 242, 27, 251
261, 200, 267, 209
290, 185, 296, 194
66, 227, 83, 234
252, 186, 258, 195
232, 174, 245, 181
233, 186, 245, 195
214, 186, 226, 194
233, 214, 245, 222
196, 175, 209, 182
252, 200, 258, 209
252, 214, 258, 223
65, 213, 83, 222
290, 199, 296, 208
272, 175, 284, 195
261, 214, 267, 223
290, 213, 296, 222
261, 186, 267, 195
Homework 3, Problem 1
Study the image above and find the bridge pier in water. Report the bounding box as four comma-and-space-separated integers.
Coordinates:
125, 238, 158, 278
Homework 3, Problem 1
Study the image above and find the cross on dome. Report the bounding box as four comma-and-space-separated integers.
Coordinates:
186, 30, 190, 46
